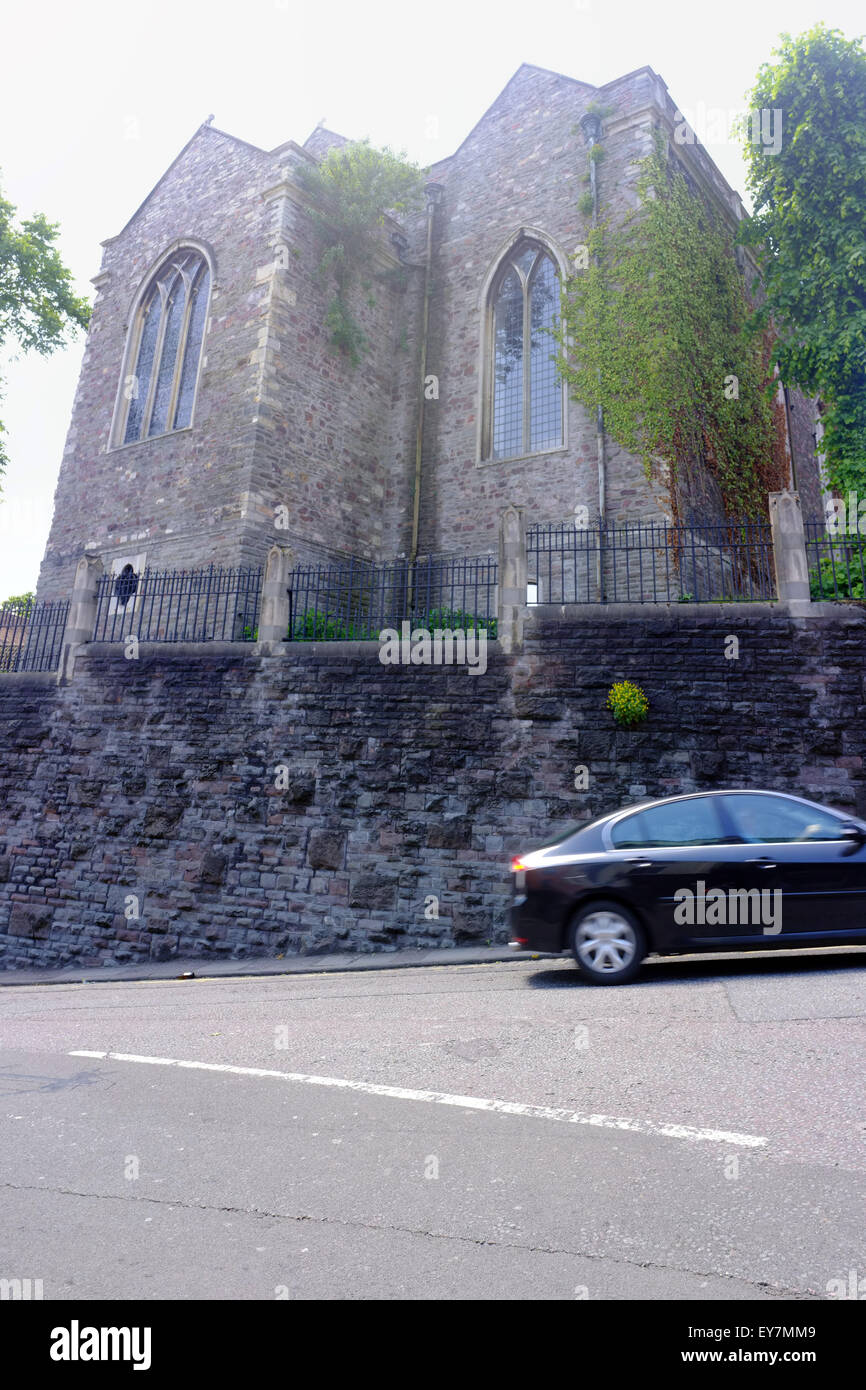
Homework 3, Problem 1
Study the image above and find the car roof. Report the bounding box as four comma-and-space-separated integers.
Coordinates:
595, 788, 853, 826
528, 789, 863, 861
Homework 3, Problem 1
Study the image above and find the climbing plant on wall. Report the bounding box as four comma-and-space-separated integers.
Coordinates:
296, 140, 426, 367
554, 134, 788, 522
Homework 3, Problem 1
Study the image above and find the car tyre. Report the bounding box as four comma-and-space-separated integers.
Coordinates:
570, 900, 646, 985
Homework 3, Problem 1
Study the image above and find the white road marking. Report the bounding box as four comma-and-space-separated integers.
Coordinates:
69, 1050, 768, 1148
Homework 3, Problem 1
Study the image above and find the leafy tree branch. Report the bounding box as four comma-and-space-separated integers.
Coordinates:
740, 24, 866, 491
0, 175, 90, 483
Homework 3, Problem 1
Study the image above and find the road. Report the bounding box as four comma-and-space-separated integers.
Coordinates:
1, 949, 864, 1300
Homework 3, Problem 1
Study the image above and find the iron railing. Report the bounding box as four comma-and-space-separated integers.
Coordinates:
93, 565, 262, 643
0, 598, 70, 672
3, 517, 799, 672
805, 521, 866, 601
527, 520, 776, 604
287, 554, 499, 640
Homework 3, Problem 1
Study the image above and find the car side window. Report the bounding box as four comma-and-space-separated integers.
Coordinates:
610, 798, 727, 849
723, 794, 846, 844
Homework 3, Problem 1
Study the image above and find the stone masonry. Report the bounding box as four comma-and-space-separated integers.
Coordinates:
2, 604, 865, 970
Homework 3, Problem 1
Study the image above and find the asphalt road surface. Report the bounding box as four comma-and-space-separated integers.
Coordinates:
1, 948, 864, 1300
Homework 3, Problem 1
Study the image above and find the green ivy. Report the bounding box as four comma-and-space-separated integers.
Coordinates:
296, 140, 426, 367
555, 134, 783, 522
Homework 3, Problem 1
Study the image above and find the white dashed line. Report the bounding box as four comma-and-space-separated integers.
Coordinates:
68, 1050, 768, 1148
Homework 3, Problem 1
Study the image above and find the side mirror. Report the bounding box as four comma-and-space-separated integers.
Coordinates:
840, 823, 865, 844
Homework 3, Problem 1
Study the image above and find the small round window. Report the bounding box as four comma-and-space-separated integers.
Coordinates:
114, 564, 139, 607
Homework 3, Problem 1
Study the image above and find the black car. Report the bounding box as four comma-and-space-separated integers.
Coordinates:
509, 789, 866, 984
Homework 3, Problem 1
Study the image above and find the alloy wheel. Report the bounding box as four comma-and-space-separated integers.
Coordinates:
574, 910, 637, 974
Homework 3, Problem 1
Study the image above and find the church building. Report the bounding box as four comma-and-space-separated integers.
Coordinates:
35, 63, 824, 601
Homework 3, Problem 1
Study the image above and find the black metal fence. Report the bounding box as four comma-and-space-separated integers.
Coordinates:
93, 565, 262, 643
805, 521, 866, 601
12, 515, 859, 669
527, 520, 776, 604
0, 598, 70, 672
287, 554, 499, 640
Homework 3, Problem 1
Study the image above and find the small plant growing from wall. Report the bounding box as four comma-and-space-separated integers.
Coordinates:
607, 679, 649, 728
296, 140, 426, 366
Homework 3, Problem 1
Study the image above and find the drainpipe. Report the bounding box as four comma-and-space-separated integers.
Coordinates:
408, 182, 443, 605
782, 385, 798, 494
579, 111, 605, 600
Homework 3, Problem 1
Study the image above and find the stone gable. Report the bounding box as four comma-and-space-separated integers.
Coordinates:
36, 65, 826, 601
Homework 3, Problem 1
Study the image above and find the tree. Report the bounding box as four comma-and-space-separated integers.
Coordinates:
1, 590, 33, 609
296, 140, 426, 365
554, 136, 786, 523
740, 25, 866, 493
0, 175, 90, 484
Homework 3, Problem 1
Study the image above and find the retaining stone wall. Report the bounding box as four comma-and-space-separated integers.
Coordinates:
1, 605, 865, 969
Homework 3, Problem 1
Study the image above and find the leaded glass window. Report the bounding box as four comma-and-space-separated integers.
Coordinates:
120, 250, 210, 444
485, 242, 563, 461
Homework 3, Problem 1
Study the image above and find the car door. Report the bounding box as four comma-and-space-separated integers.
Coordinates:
604, 795, 746, 951
720, 792, 866, 942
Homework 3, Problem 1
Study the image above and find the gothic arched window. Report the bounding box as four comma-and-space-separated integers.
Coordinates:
483, 241, 563, 461
118, 249, 211, 444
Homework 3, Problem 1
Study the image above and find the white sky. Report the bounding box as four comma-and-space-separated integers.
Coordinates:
0, 0, 862, 598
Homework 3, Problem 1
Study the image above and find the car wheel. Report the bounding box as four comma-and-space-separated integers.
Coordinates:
570, 900, 646, 985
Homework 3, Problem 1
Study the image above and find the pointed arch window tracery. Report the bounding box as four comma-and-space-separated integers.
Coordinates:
119, 249, 211, 444
483, 240, 563, 461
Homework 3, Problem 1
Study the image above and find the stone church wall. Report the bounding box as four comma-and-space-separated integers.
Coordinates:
419, 67, 667, 561
37, 128, 281, 602
35, 64, 826, 604
242, 149, 427, 571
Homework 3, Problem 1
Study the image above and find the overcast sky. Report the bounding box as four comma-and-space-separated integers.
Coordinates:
0, 0, 862, 598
